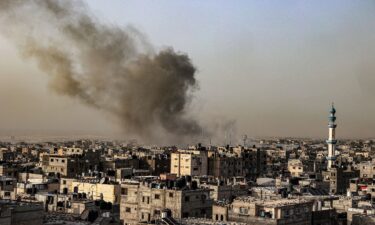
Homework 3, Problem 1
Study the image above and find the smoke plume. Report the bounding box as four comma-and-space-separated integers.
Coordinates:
0, 0, 202, 143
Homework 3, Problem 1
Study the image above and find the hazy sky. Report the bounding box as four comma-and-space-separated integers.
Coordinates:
1, 0, 375, 142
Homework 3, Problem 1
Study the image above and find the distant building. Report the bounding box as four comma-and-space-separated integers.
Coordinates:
170, 149, 208, 177
207, 146, 265, 179
288, 159, 304, 177
323, 167, 359, 195
120, 177, 212, 225
356, 160, 375, 179
213, 197, 314, 225
41, 150, 100, 177
70, 179, 121, 204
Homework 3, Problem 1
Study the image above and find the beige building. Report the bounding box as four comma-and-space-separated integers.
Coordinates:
0, 177, 16, 200
170, 149, 208, 177
356, 160, 375, 178
213, 197, 314, 225
70, 180, 121, 204
56, 147, 84, 156
41, 151, 100, 178
35, 193, 96, 215
120, 180, 212, 225
41, 155, 73, 177
323, 167, 359, 194
288, 159, 304, 177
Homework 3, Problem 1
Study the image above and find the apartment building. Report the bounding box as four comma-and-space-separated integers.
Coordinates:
41, 150, 101, 178
288, 159, 304, 177
70, 179, 121, 204
170, 149, 208, 177
323, 167, 359, 195
208, 147, 266, 179
356, 160, 375, 178
120, 177, 212, 225
213, 197, 314, 225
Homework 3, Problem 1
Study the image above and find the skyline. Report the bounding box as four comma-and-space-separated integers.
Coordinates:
1, 0, 375, 142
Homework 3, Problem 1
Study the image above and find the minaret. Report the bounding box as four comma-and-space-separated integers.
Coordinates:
326, 103, 337, 169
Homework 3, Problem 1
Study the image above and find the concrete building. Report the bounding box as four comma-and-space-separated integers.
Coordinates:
171, 149, 208, 177
0, 177, 16, 200
71, 179, 121, 204
35, 192, 96, 214
0, 200, 44, 225
288, 159, 304, 177
141, 154, 170, 176
120, 177, 212, 225
196, 176, 249, 201
213, 197, 314, 225
41, 150, 100, 178
0, 164, 19, 178
323, 167, 359, 195
356, 160, 375, 178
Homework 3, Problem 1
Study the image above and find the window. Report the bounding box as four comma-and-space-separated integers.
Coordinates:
62, 160, 65, 163
63, 180, 66, 185
125, 207, 131, 213
154, 210, 160, 215
50, 159, 54, 162
239, 207, 248, 214
169, 193, 174, 198
154, 194, 160, 199
121, 188, 128, 195
184, 196, 190, 202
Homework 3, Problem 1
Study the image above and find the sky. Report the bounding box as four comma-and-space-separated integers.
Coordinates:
0, 0, 375, 142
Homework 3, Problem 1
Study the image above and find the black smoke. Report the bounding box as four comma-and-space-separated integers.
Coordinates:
0, 0, 202, 143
